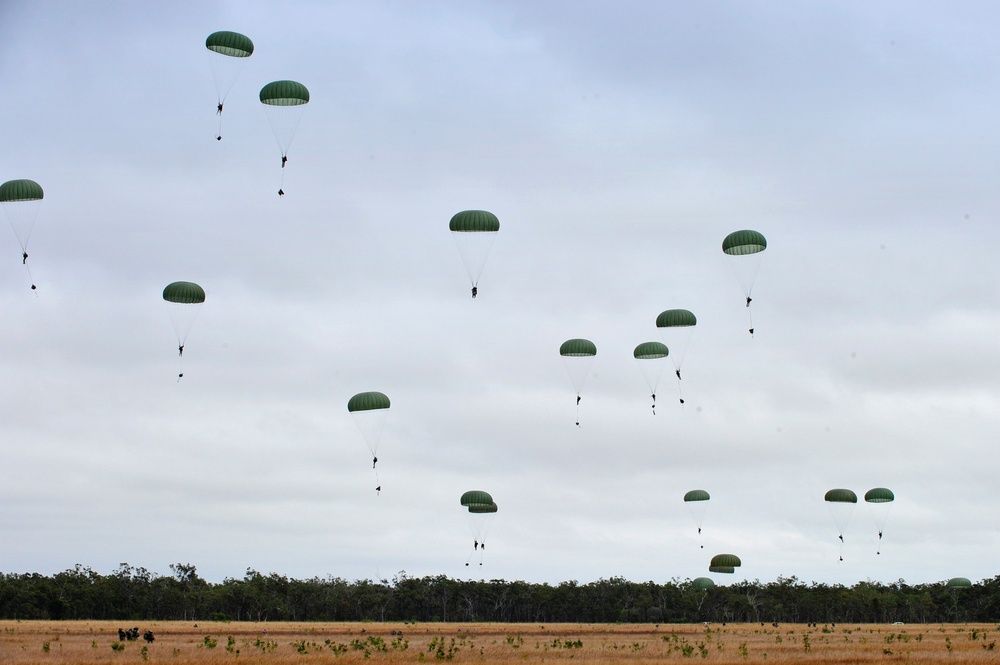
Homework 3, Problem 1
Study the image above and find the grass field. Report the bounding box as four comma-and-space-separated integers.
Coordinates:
2, 620, 999, 664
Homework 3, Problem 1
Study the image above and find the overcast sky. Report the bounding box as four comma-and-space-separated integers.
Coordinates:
1, 0, 999, 588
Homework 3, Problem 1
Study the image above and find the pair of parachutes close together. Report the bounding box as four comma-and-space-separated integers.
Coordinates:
825, 487, 895, 561
205, 31, 309, 196
561, 230, 766, 425
682, 489, 744, 577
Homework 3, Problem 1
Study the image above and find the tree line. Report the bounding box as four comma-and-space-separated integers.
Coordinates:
1, 564, 997, 623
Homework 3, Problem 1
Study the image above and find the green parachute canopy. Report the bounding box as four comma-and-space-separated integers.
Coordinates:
0, 179, 43, 202
162, 281, 206, 304
461, 490, 494, 507
864, 487, 894, 503
947, 577, 972, 588
347, 391, 390, 412
206, 31, 254, 57
710, 553, 742, 568
633, 341, 669, 360
449, 210, 500, 233
692, 577, 716, 590
684, 489, 710, 502
709, 565, 735, 574
468, 502, 498, 514
722, 230, 767, 256
656, 309, 697, 328
560, 338, 597, 357
825, 488, 858, 504
260, 80, 310, 106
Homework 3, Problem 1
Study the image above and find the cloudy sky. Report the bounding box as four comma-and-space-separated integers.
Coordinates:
1, 0, 998, 588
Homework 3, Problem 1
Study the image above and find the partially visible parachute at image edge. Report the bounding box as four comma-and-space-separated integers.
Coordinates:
864, 487, 894, 555
656, 309, 696, 405
449, 210, 499, 298
162, 281, 206, 380
722, 229, 766, 336
0, 178, 44, 291
205, 30, 253, 141
260, 80, 310, 196
560, 338, 597, 427
348, 391, 390, 494
633, 341, 668, 415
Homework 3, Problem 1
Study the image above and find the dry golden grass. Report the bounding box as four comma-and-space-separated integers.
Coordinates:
2, 620, 999, 664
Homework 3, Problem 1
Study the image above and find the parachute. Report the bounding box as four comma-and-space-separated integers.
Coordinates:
710, 553, 741, 568
691, 577, 715, 590
460, 490, 494, 507
656, 309, 696, 404
824, 488, 857, 561
260, 80, 310, 194
633, 341, 669, 414
449, 210, 499, 298
709, 553, 741, 575
0, 178, 43, 290
560, 338, 597, 426
461, 491, 497, 567
722, 230, 766, 335
946, 577, 972, 589
864, 487, 894, 555
683, 489, 710, 548
348, 391, 390, 492
162, 281, 206, 379
205, 31, 253, 140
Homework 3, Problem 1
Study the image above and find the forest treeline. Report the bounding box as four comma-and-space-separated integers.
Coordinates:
1, 564, 998, 624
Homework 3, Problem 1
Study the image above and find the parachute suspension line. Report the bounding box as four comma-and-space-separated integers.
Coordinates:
12, 236, 36, 293
23, 261, 37, 295
747, 301, 755, 337
464, 540, 487, 568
